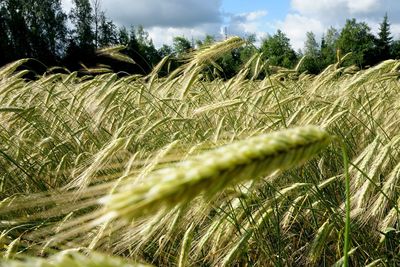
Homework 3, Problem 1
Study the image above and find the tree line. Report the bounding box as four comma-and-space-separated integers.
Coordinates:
1, 0, 399, 76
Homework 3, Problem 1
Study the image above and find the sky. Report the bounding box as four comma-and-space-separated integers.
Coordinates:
61, 0, 400, 51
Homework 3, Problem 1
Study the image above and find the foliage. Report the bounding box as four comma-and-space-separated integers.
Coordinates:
260, 30, 298, 68
391, 40, 400, 59
300, 32, 323, 74
376, 13, 393, 62
196, 34, 215, 48
70, 0, 94, 49
0, 0, 66, 65
320, 27, 340, 67
0, 2, 399, 76
172, 36, 193, 58
98, 12, 118, 48
336, 19, 377, 67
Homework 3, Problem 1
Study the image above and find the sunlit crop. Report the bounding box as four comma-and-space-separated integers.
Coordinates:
1, 38, 400, 266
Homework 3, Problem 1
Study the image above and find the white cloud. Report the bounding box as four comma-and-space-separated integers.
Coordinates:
62, 0, 400, 51
147, 24, 220, 48
347, 0, 381, 14
291, 0, 400, 22
62, 0, 222, 28
224, 10, 270, 45
275, 0, 400, 51
62, 0, 272, 48
276, 14, 324, 51
101, 0, 222, 28
291, 0, 346, 17
246, 10, 268, 21
147, 10, 270, 48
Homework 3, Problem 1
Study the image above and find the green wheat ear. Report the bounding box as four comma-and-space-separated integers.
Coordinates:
101, 126, 332, 220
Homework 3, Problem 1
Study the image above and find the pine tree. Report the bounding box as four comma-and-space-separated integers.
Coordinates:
377, 13, 392, 61
118, 27, 130, 45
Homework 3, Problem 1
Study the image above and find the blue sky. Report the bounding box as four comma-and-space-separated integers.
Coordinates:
222, 0, 290, 22
62, 0, 400, 51
220, 0, 290, 38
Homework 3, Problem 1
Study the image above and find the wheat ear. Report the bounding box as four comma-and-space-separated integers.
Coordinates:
100, 126, 331, 220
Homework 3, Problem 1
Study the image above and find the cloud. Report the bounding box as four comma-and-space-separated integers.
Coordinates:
276, 14, 324, 51
275, 0, 400, 51
63, 0, 269, 48
392, 23, 400, 39
147, 23, 221, 48
147, 10, 270, 48
291, 0, 346, 17
62, 0, 222, 28
100, 0, 225, 49
223, 10, 270, 45
291, 0, 400, 22
347, 0, 381, 14
227, 10, 267, 34
99, 0, 222, 28
62, 0, 400, 51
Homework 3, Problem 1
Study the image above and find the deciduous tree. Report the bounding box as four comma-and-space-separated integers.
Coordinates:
337, 19, 376, 67
260, 30, 297, 68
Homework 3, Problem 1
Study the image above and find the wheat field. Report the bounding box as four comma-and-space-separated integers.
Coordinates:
1, 37, 400, 266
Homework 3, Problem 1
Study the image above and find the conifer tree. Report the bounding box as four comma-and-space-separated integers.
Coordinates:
377, 13, 392, 61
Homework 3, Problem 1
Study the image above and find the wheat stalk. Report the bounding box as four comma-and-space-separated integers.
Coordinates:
100, 126, 331, 220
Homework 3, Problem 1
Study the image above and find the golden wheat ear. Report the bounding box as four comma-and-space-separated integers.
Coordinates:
0, 126, 331, 245
101, 125, 332, 221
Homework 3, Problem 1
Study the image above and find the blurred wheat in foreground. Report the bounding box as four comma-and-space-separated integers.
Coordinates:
1, 37, 400, 266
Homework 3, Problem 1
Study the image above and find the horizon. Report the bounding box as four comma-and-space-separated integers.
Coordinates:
61, 0, 400, 50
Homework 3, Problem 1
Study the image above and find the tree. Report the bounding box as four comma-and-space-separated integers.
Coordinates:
301, 32, 322, 74
239, 34, 257, 64
391, 40, 400, 59
196, 35, 215, 48
135, 25, 160, 67
304, 32, 319, 57
118, 27, 129, 45
218, 48, 242, 78
24, 0, 67, 63
1, 0, 65, 64
5, 0, 32, 59
321, 27, 339, 66
91, 0, 101, 48
159, 44, 173, 58
69, 0, 94, 49
172, 36, 192, 57
63, 0, 95, 69
260, 30, 297, 68
337, 19, 376, 67
376, 13, 392, 61
121, 26, 160, 74
0, 3, 12, 64
98, 12, 118, 47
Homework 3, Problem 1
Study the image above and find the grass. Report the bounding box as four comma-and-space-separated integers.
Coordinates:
1, 37, 400, 266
